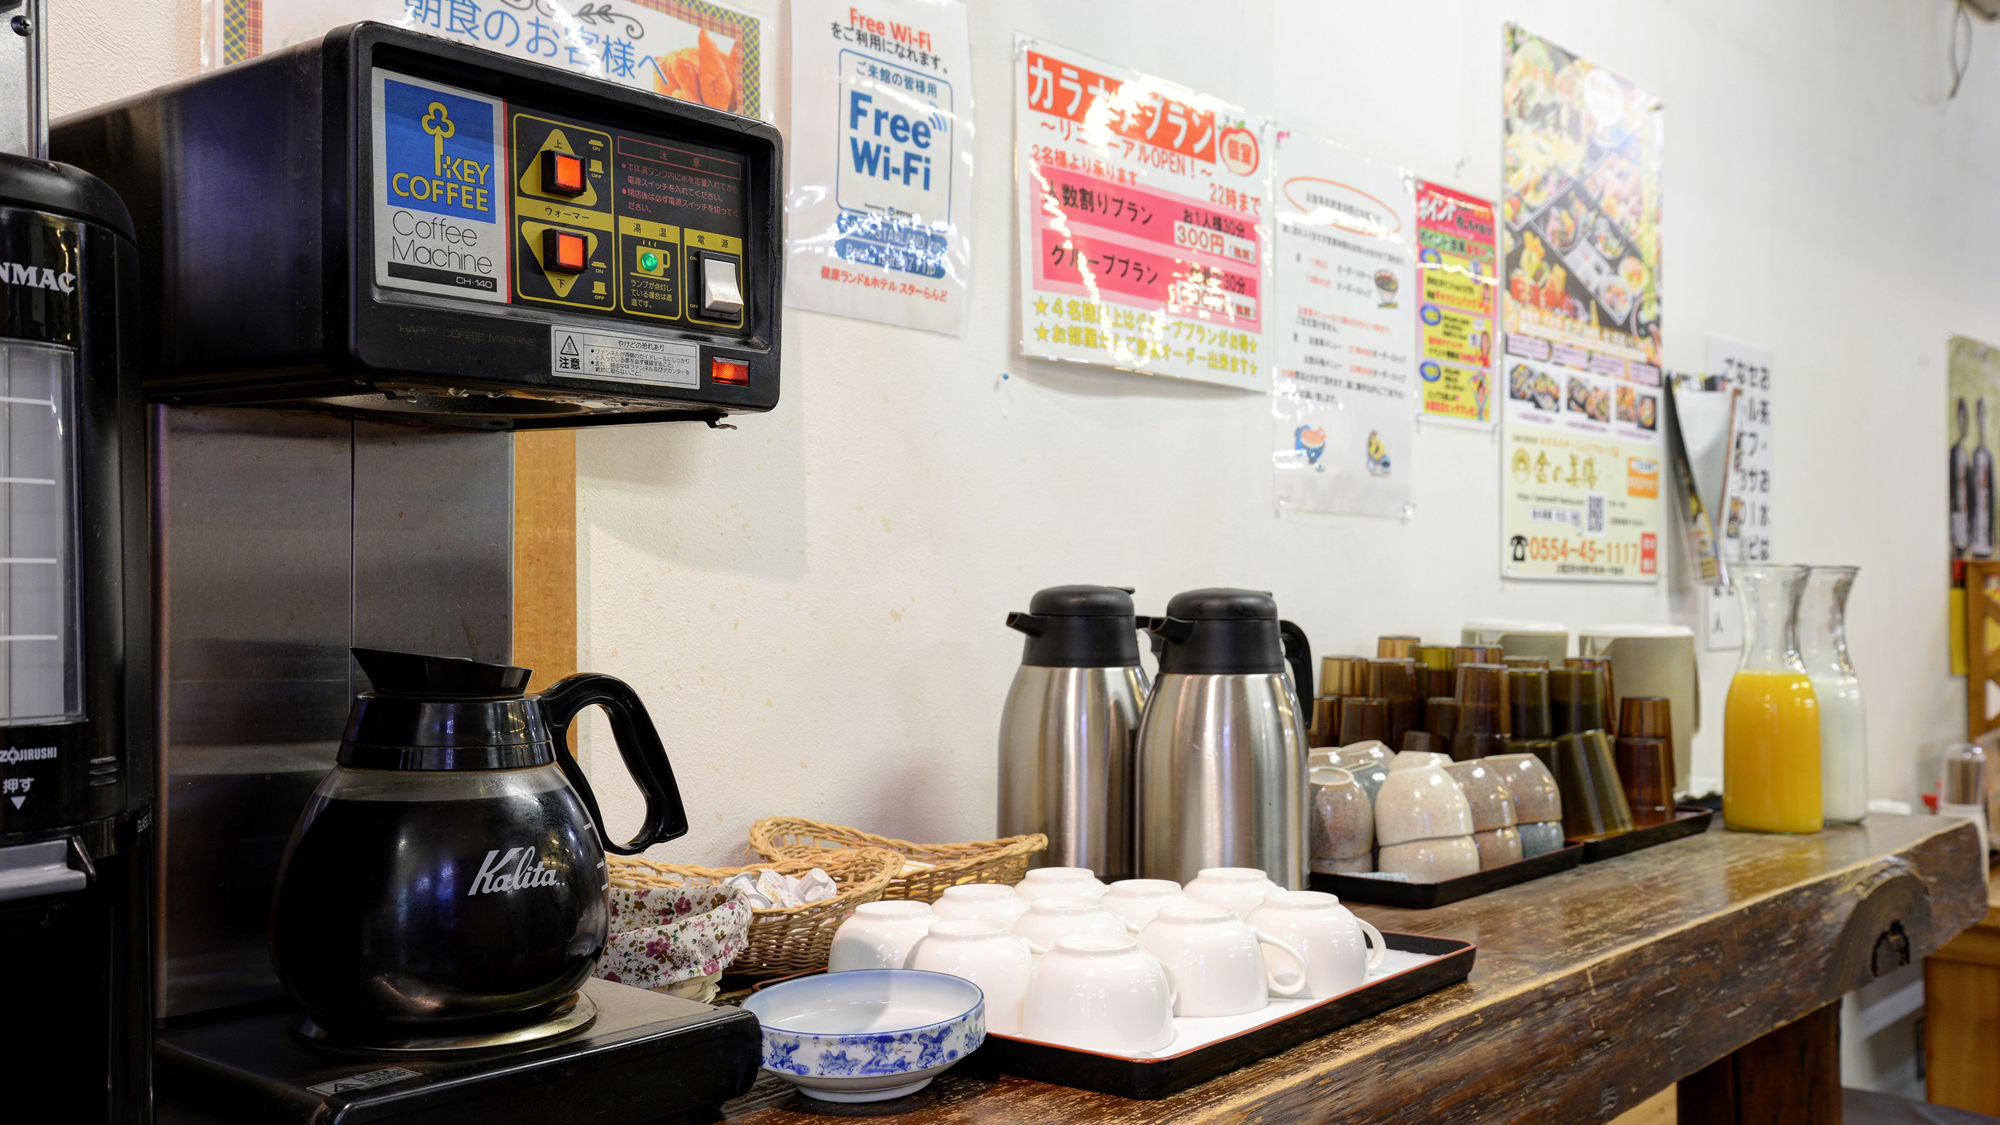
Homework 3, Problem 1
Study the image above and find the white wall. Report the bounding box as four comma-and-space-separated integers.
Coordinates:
43, 0, 1995, 863
47, 0, 1997, 1098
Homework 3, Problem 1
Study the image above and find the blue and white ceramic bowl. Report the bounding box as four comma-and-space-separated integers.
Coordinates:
742, 969, 985, 1103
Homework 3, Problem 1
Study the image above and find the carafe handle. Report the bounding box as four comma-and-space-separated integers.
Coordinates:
1279, 619, 1313, 703
540, 673, 689, 856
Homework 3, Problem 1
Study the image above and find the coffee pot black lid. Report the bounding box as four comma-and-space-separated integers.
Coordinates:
341, 648, 552, 769
352, 647, 532, 699
1162, 588, 1279, 622
1008, 586, 1141, 668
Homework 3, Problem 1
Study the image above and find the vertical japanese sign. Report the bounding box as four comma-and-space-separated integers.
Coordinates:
1500, 25, 1665, 581
1414, 182, 1498, 427
1949, 335, 2000, 673
210, 0, 766, 119
1706, 337, 1774, 565
1500, 337, 1664, 581
1270, 132, 1415, 517
785, 0, 973, 335
1014, 36, 1271, 390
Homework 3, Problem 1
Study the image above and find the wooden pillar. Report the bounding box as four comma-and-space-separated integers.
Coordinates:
1679, 1001, 1842, 1125
512, 429, 577, 690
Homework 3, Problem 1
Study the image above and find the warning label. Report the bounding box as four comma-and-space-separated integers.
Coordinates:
550, 326, 699, 388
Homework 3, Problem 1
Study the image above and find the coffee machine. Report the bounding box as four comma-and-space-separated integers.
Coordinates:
0, 3, 154, 1121
52, 22, 782, 1124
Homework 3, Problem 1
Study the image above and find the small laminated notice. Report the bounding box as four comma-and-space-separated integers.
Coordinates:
550, 327, 699, 388
307, 1067, 420, 1097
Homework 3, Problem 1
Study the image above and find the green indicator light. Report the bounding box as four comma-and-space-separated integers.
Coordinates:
640, 251, 660, 272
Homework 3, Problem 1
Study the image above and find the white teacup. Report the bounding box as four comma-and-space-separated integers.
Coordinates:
1013, 867, 1108, 905
931, 882, 1029, 929
1182, 867, 1281, 918
1021, 932, 1176, 1054
1244, 890, 1386, 999
1011, 896, 1130, 954
908, 919, 1036, 1035
1100, 879, 1193, 931
827, 900, 938, 972
1138, 903, 1305, 1016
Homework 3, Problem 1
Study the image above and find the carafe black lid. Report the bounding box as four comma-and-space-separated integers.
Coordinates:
1150, 589, 1308, 682
341, 648, 551, 769
1163, 588, 1279, 622
1008, 586, 1141, 668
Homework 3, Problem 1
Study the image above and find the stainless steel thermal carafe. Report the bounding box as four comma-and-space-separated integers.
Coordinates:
1135, 589, 1311, 889
997, 586, 1148, 881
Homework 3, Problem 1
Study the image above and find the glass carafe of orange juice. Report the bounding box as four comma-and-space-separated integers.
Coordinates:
1724, 564, 1823, 833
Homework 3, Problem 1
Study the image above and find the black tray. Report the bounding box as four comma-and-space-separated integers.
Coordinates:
1571, 805, 1715, 863
1307, 842, 1584, 908
973, 931, 1473, 1099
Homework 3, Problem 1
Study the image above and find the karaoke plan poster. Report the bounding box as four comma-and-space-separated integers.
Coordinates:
1014, 35, 1271, 390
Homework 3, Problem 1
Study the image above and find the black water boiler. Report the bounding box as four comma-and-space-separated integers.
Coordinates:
0, 154, 152, 1122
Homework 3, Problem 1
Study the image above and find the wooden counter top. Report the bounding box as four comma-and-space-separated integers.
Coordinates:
721, 814, 1988, 1125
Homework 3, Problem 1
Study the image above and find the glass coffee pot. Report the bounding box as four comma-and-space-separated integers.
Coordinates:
269, 649, 689, 1049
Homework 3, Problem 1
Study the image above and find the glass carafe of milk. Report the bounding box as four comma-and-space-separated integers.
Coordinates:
1800, 566, 1867, 824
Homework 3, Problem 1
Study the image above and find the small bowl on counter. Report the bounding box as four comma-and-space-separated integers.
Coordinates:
742, 969, 985, 1103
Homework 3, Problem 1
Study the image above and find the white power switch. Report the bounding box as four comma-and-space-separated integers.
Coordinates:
701, 256, 744, 318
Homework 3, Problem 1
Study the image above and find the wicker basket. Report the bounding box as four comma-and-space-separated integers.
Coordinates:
749, 817, 1048, 904
606, 847, 901, 978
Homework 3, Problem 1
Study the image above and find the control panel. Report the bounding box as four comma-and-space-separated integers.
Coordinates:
51, 24, 781, 428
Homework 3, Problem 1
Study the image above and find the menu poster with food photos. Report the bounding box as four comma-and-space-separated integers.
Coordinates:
1501, 25, 1663, 372
1500, 336, 1664, 581
1270, 131, 1416, 518
213, 0, 766, 118
1015, 35, 1271, 390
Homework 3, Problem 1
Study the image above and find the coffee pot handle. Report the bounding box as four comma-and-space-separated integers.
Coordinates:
1278, 620, 1313, 702
540, 673, 690, 856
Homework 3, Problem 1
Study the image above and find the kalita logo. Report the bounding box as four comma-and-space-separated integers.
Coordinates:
1, 262, 76, 293
466, 846, 564, 896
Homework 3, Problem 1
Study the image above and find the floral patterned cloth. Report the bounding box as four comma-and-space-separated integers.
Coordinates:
595, 883, 752, 989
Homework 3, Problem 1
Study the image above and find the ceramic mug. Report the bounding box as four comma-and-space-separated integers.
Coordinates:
908, 920, 1036, 1035
1310, 765, 1373, 862
1484, 753, 1562, 824
1377, 836, 1481, 882
1372, 765, 1476, 847
1245, 890, 1386, 999
1020, 932, 1176, 1054
1011, 896, 1130, 954
1471, 826, 1524, 869
1182, 867, 1282, 918
1100, 879, 1193, 931
1138, 903, 1305, 1016
1443, 760, 1518, 832
931, 883, 1029, 929
1517, 820, 1566, 857
1315, 853, 1374, 874
1013, 866, 1109, 905
828, 900, 938, 972
1389, 749, 1452, 772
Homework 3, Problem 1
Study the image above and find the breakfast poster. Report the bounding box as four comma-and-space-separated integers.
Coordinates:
786, 0, 974, 335
1270, 131, 1416, 518
1501, 25, 1663, 372
1014, 36, 1271, 391
1500, 339, 1663, 581
210, 0, 767, 119
1414, 181, 1498, 427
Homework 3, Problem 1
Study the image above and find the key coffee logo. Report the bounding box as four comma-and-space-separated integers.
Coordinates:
466, 846, 564, 896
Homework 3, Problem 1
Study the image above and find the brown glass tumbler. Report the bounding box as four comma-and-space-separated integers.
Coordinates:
1554, 730, 1637, 840
1339, 697, 1391, 746
1368, 658, 1419, 750
1452, 703, 1503, 761
1377, 635, 1421, 659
